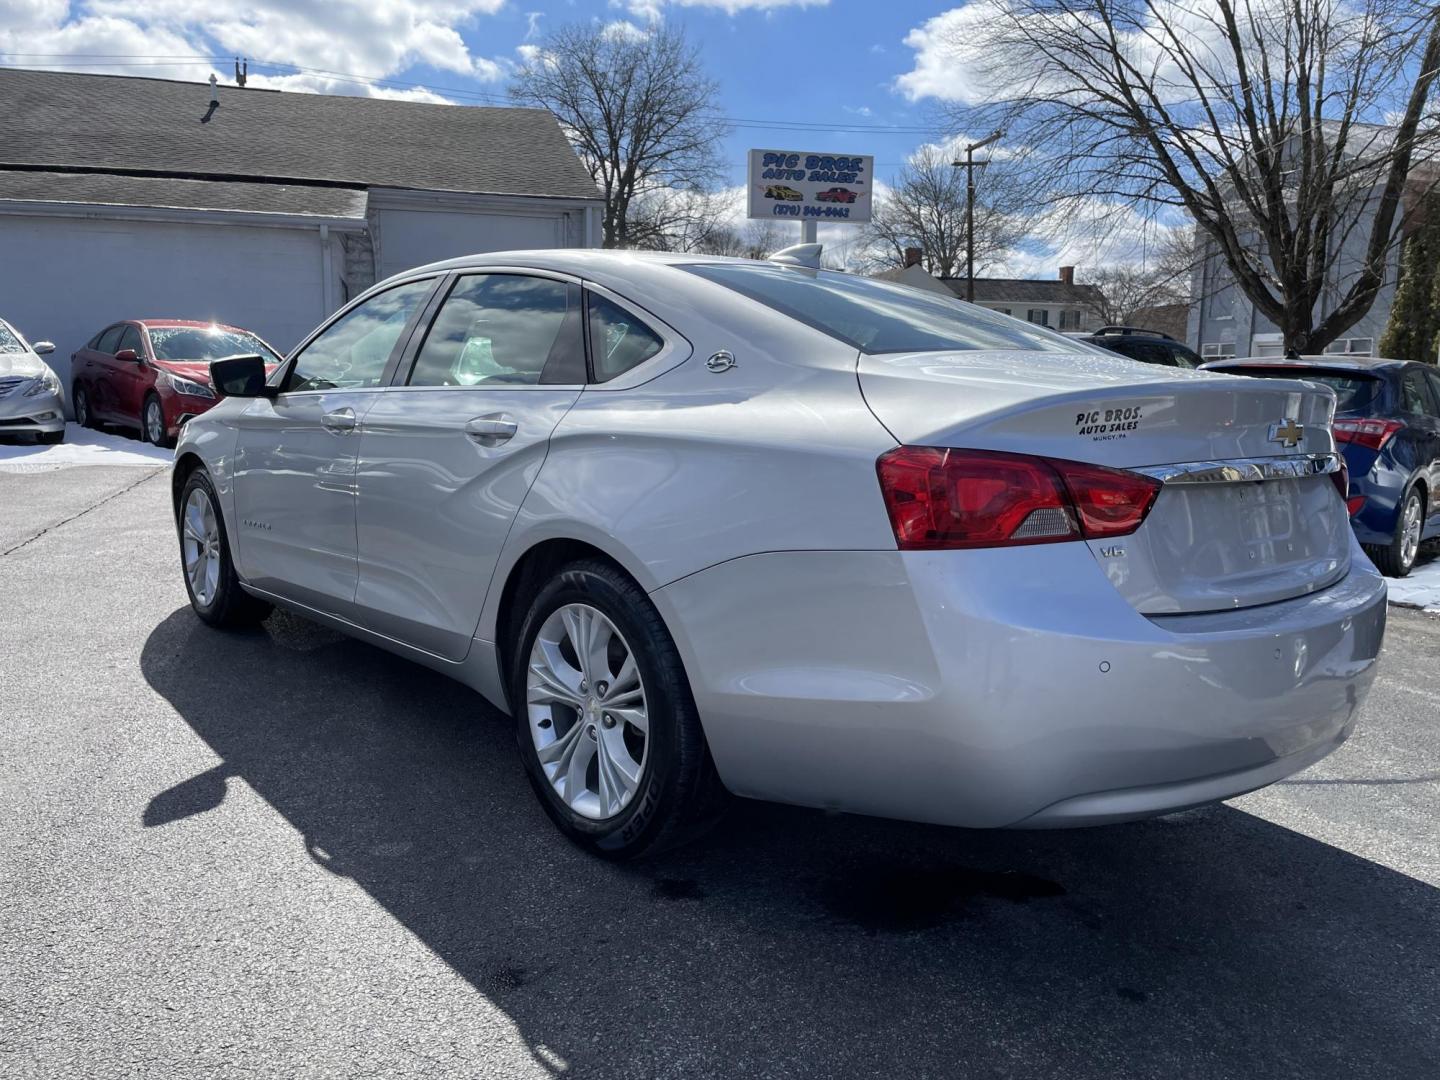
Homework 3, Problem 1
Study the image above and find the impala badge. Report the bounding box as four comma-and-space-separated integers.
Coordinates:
1269, 418, 1304, 447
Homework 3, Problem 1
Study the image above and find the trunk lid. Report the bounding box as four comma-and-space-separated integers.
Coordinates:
860, 350, 1350, 614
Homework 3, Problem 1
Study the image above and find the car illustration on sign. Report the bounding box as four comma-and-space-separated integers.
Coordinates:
815, 187, 858, 204
764, 185, 803, 202
173, 248, 1386, 859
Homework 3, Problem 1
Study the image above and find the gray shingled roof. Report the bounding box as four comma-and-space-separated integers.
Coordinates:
0, 169, 368, 218
940, 277, 1103, 305
0, 68, 601, 201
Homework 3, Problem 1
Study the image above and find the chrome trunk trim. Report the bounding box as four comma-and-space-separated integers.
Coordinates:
1137, 453, 1343, 485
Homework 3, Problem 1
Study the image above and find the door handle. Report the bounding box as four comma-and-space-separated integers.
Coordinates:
321, 406, 356, 433
464, 414, 518, 445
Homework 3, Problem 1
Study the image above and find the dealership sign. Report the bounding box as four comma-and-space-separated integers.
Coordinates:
746, 149, 874, 224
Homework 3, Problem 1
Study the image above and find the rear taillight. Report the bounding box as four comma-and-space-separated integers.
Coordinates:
1346, 495, 1366, 517
1333, 417, 1403, 451
876, 447, 1161, 550
1331, 458, 1349, 504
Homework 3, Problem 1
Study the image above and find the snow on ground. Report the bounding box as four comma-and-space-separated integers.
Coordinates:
0, 425, 171, 473
1385, 545, 1440, 614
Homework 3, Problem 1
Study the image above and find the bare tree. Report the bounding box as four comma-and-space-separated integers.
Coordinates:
935, 0, 1440, 352
510, 22, 729, 248
1080, 265, 1189, 325
867, 145, 1030, 277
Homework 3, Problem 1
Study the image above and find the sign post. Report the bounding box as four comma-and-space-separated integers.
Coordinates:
746, 149, 873, 245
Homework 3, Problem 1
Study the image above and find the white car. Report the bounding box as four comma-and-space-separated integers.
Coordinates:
172, 249, 1386, 858
0, 317, 64, 443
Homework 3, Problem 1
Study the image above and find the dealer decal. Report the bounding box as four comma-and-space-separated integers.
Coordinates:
1074, 405, 1145, 441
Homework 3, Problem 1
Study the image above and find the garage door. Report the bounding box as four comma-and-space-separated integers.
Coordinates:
0, 215, 331, 400
374, 208, 570, 281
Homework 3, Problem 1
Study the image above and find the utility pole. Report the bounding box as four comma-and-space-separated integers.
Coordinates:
953, 129, 1004, 303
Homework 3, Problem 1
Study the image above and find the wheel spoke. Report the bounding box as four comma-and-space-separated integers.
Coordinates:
525, 602, 649, 821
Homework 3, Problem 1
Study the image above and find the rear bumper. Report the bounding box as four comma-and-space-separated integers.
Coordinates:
654, 538, 1386, 829
0, 388, 66, 434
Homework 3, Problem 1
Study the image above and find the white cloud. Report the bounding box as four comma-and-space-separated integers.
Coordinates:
0, 1, 509, 98
619, 0, 829, 21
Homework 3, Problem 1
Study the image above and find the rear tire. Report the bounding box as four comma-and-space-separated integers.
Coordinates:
1366, 487, 1424, 577
178, 467, 272, 628
510, 559, 727, 859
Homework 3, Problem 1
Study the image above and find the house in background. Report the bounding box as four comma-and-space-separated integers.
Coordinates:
1187, 125, 1434, 359
0, 67, 602, 395
874, 250, 1103, 329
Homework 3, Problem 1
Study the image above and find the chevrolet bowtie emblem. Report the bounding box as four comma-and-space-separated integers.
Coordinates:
1269, 419, 1304, 447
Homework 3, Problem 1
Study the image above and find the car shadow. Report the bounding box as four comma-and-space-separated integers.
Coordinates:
140, 607, 1439, 1078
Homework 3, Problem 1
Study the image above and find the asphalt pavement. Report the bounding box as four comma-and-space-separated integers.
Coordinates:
2, 464, 1437, 1079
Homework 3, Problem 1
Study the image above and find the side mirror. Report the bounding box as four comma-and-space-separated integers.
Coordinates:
33, 341, 55, 355
115, 348, 142, 363
211, 354, 275, 398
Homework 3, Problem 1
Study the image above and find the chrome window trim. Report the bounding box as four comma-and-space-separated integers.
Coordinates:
1137, 453, 1343, 485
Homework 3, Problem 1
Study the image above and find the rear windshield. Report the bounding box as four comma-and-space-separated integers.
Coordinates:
149, 326, 282, 364
1217, 366, 1381, 413
684, 263, 1094, 355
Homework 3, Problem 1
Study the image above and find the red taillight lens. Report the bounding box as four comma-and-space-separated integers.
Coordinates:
1346, 495, 1366, 517
1333, 417, 1403, 451
876, 447, 1160, 550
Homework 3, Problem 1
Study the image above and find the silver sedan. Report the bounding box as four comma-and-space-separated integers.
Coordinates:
0, 317, 64, 443
172, 249, 1386, 858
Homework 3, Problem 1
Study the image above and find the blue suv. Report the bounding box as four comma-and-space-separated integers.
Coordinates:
1203, 356, 1440, 576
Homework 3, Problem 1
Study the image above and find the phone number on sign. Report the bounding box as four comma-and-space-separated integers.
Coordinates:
770, 205, 853, 219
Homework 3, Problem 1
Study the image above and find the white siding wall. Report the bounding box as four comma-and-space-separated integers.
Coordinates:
373, 207, 574, 281
0, 215, 331, 396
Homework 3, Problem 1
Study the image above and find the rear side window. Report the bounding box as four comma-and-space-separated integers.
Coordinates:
588, 294, 663, 382
1215, 367, 1381, 413
408, 274, 584, 387
96, 325, 124, 354
1401, 369, 1438, 417
685, 263, 1086, 355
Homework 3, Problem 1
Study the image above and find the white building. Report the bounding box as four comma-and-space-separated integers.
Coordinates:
0, 68, 603, 394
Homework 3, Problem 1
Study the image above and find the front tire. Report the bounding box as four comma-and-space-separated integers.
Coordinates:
1366, 488, 1424, 577
510, 560, 726, 859
178, 468, 272, 628
73, 385, 93, 428
144, 394, 173, 448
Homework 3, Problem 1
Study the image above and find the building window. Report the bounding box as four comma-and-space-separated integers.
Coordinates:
1058, 310, 1082, 330
1026, 309, 1049, 326
1348, 338, 1374, 355
1201, 343, 1236, 358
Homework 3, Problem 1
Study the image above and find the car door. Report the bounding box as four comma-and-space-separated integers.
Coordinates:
352, 271, 588, 660
111, 323, 149, 425
230, 277, 440, 619
87, 324, 125, 421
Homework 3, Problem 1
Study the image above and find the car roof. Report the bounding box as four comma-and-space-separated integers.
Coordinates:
135, 319, 253, 331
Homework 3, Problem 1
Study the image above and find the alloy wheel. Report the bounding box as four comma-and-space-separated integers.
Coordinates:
527, 603, 649, 820
146, 400, 165, 444
181, 487, 222, 607
1401, 493, 1422, 569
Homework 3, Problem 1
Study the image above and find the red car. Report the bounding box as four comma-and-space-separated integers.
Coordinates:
815, 187, 858, 204
71, 319, 282, 447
